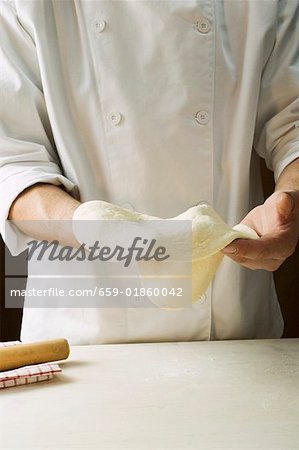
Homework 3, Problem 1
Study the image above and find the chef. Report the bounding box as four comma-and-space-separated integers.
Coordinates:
0, 0, 298, 344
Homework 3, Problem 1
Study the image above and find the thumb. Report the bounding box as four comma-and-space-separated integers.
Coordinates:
276, 192, 295, 219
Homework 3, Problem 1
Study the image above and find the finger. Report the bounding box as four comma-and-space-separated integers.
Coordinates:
276, 191, 295, 220
222, 234, 294, 260
224, 255, 284, 271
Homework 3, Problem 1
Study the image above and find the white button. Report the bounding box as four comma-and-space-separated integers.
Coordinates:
121, 202, 134, 212
94, 20, 106, 33
199, 293, 207, 304
195, 110, 210, 125
194, 17, 211, 34
109, 112, 122, 126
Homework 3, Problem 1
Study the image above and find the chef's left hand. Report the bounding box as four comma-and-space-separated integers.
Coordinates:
222, 191, 299, 271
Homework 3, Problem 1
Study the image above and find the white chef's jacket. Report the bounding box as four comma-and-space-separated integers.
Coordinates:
1, 0, 299, 344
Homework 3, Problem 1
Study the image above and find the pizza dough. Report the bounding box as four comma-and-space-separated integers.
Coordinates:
73, 201, 258, 308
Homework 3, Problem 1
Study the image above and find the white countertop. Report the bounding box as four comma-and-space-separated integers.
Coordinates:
0, 339, 298, 449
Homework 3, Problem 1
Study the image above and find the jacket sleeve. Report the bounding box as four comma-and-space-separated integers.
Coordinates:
254, 0, 299, 182
0, 1, 77, 253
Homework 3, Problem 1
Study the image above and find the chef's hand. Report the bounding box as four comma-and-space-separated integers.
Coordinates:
222, 191, 299, 271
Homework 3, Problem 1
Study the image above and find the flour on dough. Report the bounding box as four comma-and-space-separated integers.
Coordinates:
73, 201, 258, 308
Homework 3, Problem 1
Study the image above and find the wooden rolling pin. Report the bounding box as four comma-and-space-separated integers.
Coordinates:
0, 338, 70, 372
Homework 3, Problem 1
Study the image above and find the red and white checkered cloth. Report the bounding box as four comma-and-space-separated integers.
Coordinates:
0, 341, 62, 389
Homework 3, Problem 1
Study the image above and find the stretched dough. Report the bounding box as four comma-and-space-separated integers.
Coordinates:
73, 201, 258, 308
